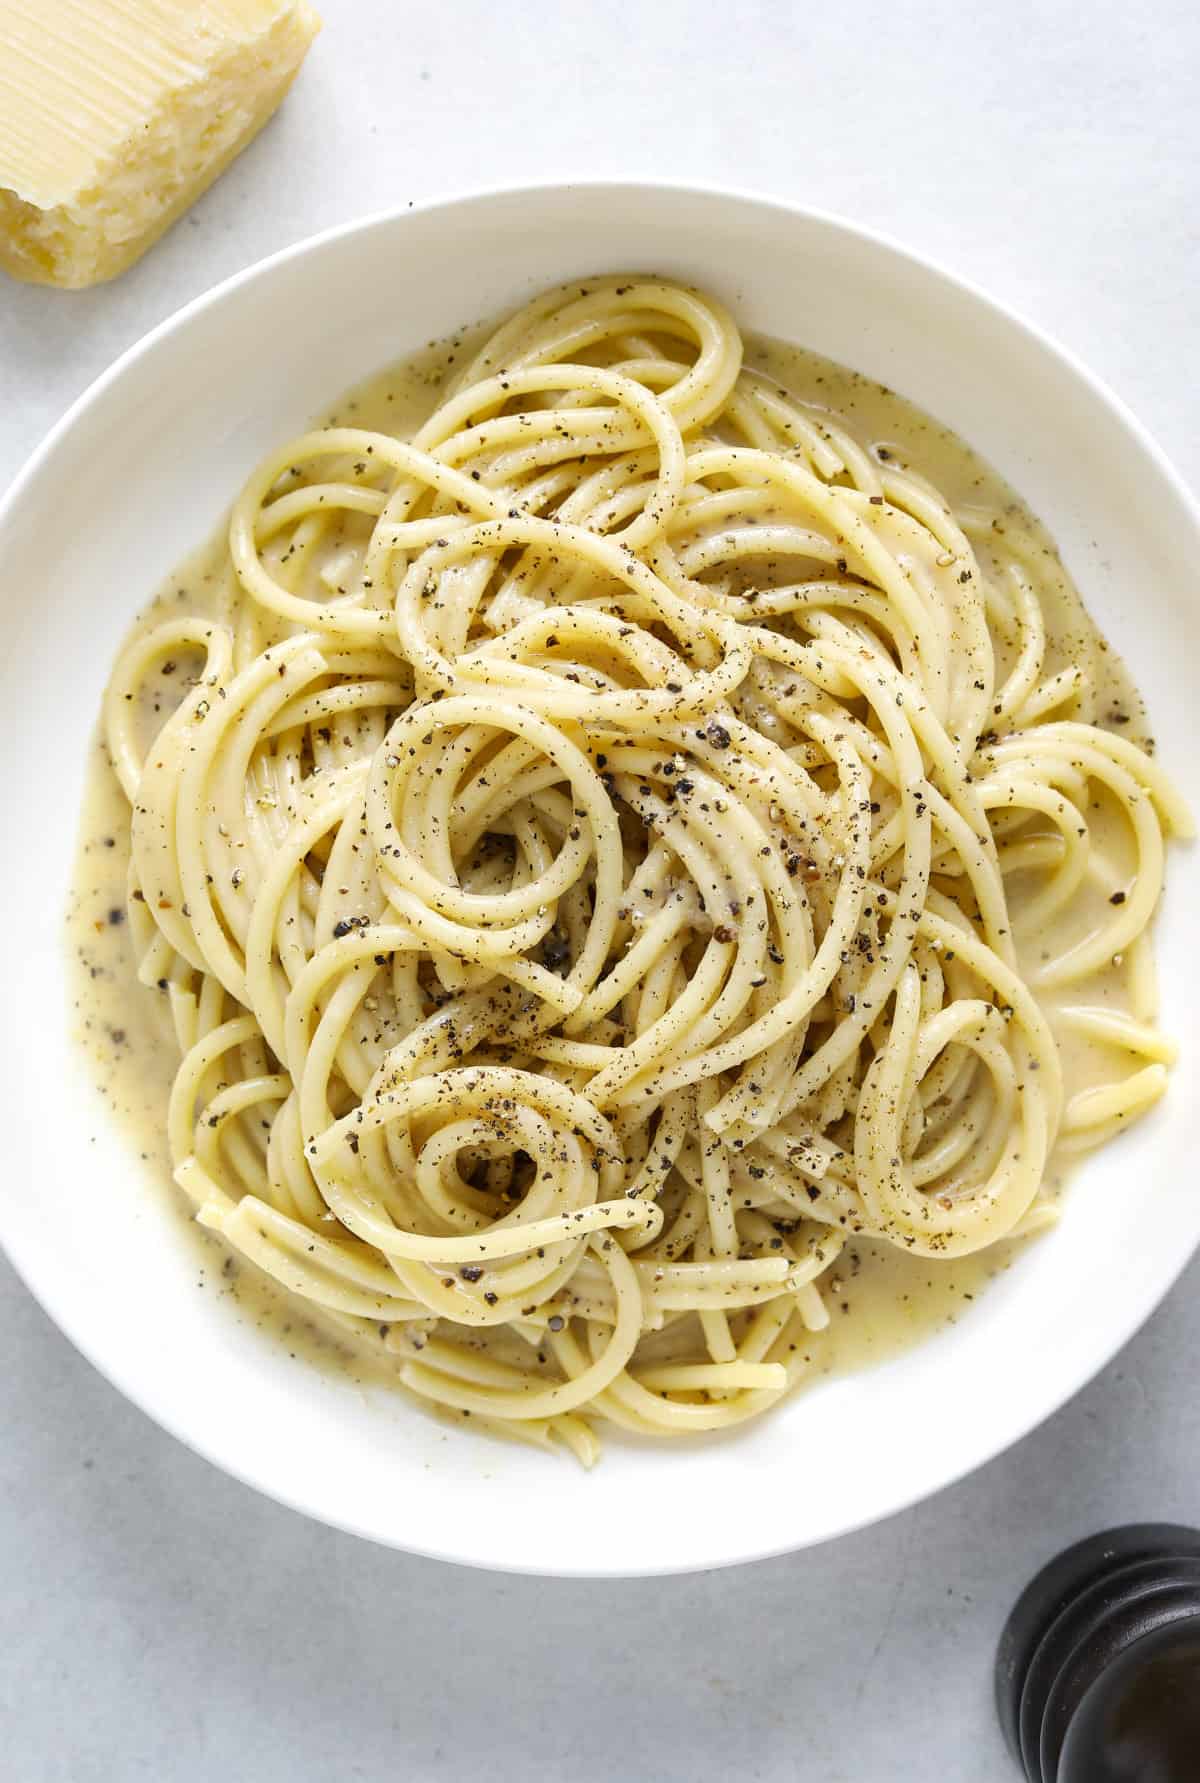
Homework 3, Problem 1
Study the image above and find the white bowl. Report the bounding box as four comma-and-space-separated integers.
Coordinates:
2, 183, 1197, 1577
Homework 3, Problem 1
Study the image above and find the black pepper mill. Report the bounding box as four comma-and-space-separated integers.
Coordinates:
996, 1525, 1200, 1782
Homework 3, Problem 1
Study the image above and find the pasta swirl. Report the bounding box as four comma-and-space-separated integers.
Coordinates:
98, 275, 1188, 1462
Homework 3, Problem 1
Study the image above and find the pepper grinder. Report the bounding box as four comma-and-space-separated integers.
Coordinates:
996, 1524, 1200, 1781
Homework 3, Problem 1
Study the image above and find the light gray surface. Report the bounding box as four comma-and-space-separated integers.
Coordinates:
2, 2, 1197, 1777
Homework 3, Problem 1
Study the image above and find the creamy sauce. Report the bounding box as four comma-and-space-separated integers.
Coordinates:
66, 319, 1161, 1411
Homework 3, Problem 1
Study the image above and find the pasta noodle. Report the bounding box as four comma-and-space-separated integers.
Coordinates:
89, 275, 1189, 1463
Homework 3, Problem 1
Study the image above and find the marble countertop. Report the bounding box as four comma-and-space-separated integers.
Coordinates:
2, 2, 1197, 1776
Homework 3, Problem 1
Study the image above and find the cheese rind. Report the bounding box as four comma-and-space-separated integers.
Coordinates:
0, 0, 321, 288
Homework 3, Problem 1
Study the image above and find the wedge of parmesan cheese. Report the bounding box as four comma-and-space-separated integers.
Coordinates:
0, 0, 320, 288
